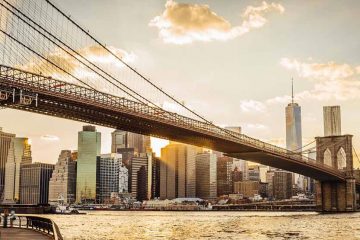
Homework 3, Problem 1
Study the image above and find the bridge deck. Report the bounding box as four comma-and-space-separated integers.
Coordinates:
0, 227, 52, 240
0, 65, 352, 182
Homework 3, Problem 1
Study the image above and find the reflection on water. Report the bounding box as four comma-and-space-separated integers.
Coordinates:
49, 211, 360, 240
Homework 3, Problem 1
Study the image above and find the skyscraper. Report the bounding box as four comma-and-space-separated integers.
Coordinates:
130, 155, 150, 200
48, 150, 77, 204
286, 80, 302, 152
111, 130, 151, 155
160, 143, 200, 199
217, 156, 233, 196
96, 153, 121, 203
273, 170, 292, 200
3, 138, 31, 203
19, 162, 55, 204
196, 152, 217, 200
323, 106, 341, 136
76, 125, 101, 203
285, 80, 302, 188
0, 127, 15, 200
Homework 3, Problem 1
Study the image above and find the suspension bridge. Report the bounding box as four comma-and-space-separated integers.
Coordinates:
0, 0, 358, 212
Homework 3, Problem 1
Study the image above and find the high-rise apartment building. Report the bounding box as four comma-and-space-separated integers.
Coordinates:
3, 137, 31, 203
323, 106, 341, 136
195, 152, 217, 200
0, 128, 15, 200
19, 163, 55, 204
217, 156, 233, 196
96, 153, 121, 203
160, 143, 200, 199
48, 150, 77, 204
273, 170, 292, 200
76, 125, 101, 203
111, 130, 151, 155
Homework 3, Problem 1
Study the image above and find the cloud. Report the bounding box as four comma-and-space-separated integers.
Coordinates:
41, 135, 59, 141
278, 58, 360, 101
20, 45, 136, 84
280, 58, 355, 81
149, 0, 284, 44
240, 100, 267, 113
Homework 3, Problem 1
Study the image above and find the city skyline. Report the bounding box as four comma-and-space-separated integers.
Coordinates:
1, 1, 359, 239
1, 0, 360, 166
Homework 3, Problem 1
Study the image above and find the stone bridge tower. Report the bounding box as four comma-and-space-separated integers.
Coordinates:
315, 135, 356, 212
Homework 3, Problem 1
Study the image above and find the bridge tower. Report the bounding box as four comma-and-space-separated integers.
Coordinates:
315, 134, 356, 212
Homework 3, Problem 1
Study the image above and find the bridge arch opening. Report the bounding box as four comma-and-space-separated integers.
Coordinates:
323, 148, 332, 167
336, 147, 346, 170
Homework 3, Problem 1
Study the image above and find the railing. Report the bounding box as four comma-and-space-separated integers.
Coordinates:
0, 214, 63, 240
0, 65, 344, 177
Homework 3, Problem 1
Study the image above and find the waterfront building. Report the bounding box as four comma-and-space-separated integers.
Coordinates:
119, 160, 128, 193
48, 150, 76, 204
151, 155, 161, 199
96, 153, 121, 204
217, 156, 233, 196
0, 128, 15, 200
233, 159, 248, 180
111, 130, 151, 155
195, 152, 217, 200
160, 143, 200, 199
232, 167, 243, 193
233, 181, 259, 198
3, 137, 31, 203
265, 170, 275, 198
130, 154, 151, 201
248, 165, 260, 181
285, 81, 303, 188
19, 162, 55, 204
76, 125, 101, 203
273, 170, 292, 200
323, 106, 341, 136
259, 165, 269, 182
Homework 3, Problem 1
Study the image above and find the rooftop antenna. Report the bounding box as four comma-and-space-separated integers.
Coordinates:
291, 77, 294, 104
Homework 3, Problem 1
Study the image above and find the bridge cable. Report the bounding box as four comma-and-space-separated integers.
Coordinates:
0, 0, 153, 106
44, 0, 233, 133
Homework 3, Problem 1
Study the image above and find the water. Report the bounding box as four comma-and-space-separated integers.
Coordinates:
49, 211, 360, 240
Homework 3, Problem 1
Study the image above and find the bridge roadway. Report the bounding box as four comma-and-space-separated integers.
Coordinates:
0, 65, 352, 182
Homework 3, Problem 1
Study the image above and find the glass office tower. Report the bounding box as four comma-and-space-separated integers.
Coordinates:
76, 126, 101, 203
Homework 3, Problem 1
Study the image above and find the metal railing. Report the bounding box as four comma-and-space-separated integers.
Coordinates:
0, 214, 63, 240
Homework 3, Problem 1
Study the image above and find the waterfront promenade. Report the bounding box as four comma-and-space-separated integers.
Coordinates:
0, 228, 52, 240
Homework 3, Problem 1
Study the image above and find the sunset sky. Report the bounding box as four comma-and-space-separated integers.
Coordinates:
1, 0, 360, 165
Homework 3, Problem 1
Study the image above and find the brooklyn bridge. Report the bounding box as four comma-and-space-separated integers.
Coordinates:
0, 0, 358, 212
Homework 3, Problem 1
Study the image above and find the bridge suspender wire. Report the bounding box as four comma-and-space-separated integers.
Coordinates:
291, 140, 316, 153
0, 29, 99, 91
43, 0, 244, 140
0, 0, 155, 107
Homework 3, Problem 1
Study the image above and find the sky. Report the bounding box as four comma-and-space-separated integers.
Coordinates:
1, 0, 360, 166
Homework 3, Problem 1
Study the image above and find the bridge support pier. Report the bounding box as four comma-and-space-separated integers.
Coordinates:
315, 134, 357, 212
316, 178, 356, 212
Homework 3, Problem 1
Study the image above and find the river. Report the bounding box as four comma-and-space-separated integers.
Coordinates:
49, 211, 360, 240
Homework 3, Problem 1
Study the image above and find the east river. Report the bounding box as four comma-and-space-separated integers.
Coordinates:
49, 211, 360, 240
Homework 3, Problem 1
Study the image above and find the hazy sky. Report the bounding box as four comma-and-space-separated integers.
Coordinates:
1, 0, 360, 165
